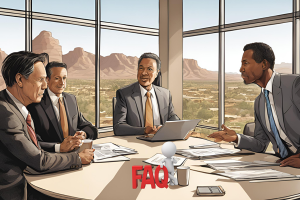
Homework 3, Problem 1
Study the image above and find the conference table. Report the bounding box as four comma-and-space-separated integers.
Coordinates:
25, 134, 300, 200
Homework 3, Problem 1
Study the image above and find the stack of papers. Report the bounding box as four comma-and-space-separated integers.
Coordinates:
204, 160, 280, 171
144, 154, 186, 167
176, 148, 241, 159
217, 169, 297, 181
92, 142, 137, 163
189, 141, 220, 149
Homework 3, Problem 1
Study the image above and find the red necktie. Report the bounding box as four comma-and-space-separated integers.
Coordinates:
26, 113, 40, 149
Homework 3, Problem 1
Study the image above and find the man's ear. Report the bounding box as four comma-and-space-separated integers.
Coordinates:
156, 70, 160, 78
15, 73, 23, 88
46, 77, 50, 84
262, 59, 269, 70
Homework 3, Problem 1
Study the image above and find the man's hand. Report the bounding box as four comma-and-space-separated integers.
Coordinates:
280, 153, 300, 168
60, 135, 82, 153
144, 126, 161, 137
208, 124, 238, 143
75, 131, 87, 140
78, 149, 95, 165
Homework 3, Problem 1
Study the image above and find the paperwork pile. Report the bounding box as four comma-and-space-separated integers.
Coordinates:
189, 141, 220, 149
204, 159, 280, 171
93, 142, 137, 162
144, 153, 186, 167
217, 168, 297, 181
176, 148, 241, 159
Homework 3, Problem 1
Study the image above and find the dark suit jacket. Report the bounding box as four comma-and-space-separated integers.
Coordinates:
113, 82, 180, 136
0, 90, 82, 200
27, 89, 97, 152
238, 73, 300, 156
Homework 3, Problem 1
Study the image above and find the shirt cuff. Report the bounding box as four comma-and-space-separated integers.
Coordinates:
55, 144, 61, 153
233, 134, 241, 148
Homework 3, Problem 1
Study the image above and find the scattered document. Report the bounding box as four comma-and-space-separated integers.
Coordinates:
204, 159, 280, 171
93, 142, 137, 161
176, 148, 241, 159
189, 141, 220, 149
143, 153, 186, 167
217, 169, 296, 181
93, 156, 130, 163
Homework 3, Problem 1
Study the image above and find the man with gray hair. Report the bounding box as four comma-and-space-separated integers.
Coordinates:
113, 52, 179, 136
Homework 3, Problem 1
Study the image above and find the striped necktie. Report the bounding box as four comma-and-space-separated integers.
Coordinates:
26, 113, 40, 149
264, 89, 288, 158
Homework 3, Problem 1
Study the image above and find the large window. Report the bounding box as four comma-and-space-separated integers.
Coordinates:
183, 33, 218, 127
0, 15, 25, 91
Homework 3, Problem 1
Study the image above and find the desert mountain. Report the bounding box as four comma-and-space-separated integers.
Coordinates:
32, 31, 62, 62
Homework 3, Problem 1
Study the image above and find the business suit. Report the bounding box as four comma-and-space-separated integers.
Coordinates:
0, 90, 81, 200
238, 73, 300, 156
113, 81, 179, 136
27, 89, 97, 152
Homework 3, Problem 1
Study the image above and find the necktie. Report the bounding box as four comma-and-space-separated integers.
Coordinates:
59, 97, 69, 138
264, 89, 288, 158
145, 91, 153, 127
26, 113, 40, 149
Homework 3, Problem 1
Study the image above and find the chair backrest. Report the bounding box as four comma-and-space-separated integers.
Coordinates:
243, 122, 255, 137
112, 97, 117, 117
152, 71, 161, 86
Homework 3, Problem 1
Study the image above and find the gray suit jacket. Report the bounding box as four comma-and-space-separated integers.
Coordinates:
113, 82, 179, 136
238, 73, 300, 156
0, 90, 82, 200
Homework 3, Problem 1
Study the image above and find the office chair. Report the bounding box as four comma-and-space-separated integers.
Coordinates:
243, 122, 255, 137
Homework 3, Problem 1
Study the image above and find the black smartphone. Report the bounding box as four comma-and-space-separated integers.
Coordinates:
196, 186, 225, 196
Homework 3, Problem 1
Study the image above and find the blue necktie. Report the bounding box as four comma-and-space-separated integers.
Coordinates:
264, 89, 288, 158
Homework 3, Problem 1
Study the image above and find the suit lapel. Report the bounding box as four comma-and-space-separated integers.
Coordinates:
40, 90, 64, 141
258, 92, 267, 130
272, 73, 287, 134
153, 85, 165, 124
131, 82, 144, 127
2, 90, 31, 141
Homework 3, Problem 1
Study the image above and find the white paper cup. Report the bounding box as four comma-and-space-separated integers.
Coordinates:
177, 166, 190, 186
79, 139, 93, 152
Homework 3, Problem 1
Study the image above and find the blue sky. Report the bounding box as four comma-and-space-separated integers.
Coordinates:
0, 0, 294, 72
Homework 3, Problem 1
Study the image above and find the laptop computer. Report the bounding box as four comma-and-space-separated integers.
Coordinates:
136, 119, 201, 142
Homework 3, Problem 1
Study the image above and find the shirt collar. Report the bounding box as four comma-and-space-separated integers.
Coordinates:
261, 71, 276, 94
139, 84, 155, 97
6, 89, 28, 119
48, 88, 62, 105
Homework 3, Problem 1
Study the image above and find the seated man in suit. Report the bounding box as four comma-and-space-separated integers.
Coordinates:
208, 42, 300, 168
113, 52, 180, 136
0, 51, 94, 200
27, 61, 98, 153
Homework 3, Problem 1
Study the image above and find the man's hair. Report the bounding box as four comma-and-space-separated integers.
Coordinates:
138, 52, 161, 71
243, 42, 275, 70
45, 61, 68, 78
1, 51, 49, 87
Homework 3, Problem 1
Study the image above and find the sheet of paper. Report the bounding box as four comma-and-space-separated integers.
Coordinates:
144, 153, 186, 167
94, 156, 130, 163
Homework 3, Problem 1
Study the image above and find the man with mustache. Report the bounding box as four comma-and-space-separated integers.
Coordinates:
113, 52, 179, 136
208, 42, 300, 168
27, 61, 97, 153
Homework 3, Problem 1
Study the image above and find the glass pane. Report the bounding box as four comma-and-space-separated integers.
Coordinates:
225, 22, 292, 134
32, 20, 95, 124
0, 16, 25, 90
32, 0, 94, 19
183, 33, 218, 127
183, 0, 219, 31
101, 0, 159, 28
0, 0, 25, 10
226, 0, 292, 24
100, 29, 158, 127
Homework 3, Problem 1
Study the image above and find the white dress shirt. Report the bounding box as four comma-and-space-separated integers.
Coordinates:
139, 84, 161, 126
6, 89, 35, 130
236, 71, 296, 153
48, 88, 63, 152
